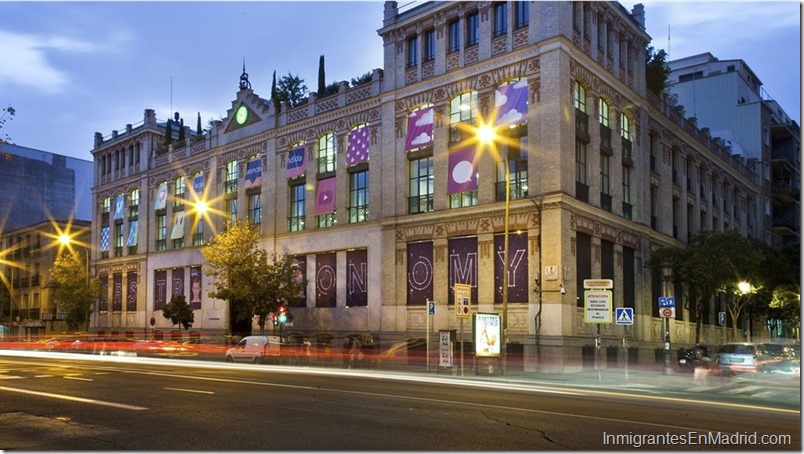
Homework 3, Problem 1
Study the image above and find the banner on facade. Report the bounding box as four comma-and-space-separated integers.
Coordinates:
405, 106, 433, 151
113, 194, 125, 220
494, 232, 529, 304
314, 177, 336, 215
154, 269, 167, 310
347, 126, 369, 166
99, 275, 109, 312
447, 146, 478, 194
172, 267, 185, 300
407, 241, 433, 306
189, 267, 202, 310
244, 158, 262, 189
193, 172, 205, 197
112, 273, 122, 312
495, 79, 528, 127
290, 255, 307, 308
346, 249, 368, 307
126, 220, 138, 247
448, 237, 478, 306
127, 271, 137, 311
100, 226, 110, 252
170, 212, 185, 239
286, 146, 306, 178
316, 253, 336, 308
154, 182, 168, 210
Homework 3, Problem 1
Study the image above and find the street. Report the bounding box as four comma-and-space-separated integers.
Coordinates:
0, 353, 799, 450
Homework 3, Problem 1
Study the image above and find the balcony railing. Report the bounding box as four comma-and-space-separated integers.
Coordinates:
288, 215, 306, 232
347, 205, 369, 223
599, 124, 612, 154
600, 192, 612, 213
575, 110, 589, 141
576, 181, 589, 203
495, 178, 528, 202
622, 202, 633, 220
317, 156, 336, 174
224, 180, 238, 194
409, 194, 434, 214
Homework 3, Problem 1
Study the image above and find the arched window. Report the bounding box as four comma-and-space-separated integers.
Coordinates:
317, 132, 336, 174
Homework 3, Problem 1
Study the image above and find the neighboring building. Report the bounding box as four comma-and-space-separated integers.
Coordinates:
91, 1, 764, 371
667, 52, 800, 248
0, 143, 93, 231
0, 220, 91, 338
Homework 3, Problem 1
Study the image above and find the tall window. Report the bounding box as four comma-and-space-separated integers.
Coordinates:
450, 91, 478, 124
129, 189, 139, 218
600, 155, 610, 195
409, 157, 434, 214
156, 214, 166, 251
115, 224, 124, 257
515, 1, 529, 29
248, 194, 261, 226
192, 217, 204, 246
598, 99, 609, 127
289, 183, 306, 232
225, 160, 238, 194
573, 81, 586, 112
496, 134, 528, 201
623, 167, 631, 204
348, 170, 369, 223
317, 132, 336, 174
575, 141, 587, 185
102, 197, 111, 213
407, 35, 418, 67
620, 113, 631, 140
174, 177, 185, 207
448, 20, 460, 52
226, 199, 238, 227
466, 11, 479, 46
424, 29, 435, 61
494, 2, 508, 36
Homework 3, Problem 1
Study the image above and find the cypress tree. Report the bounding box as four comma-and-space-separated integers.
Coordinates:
165, 118, 173, 145
178, 118, 185, 142
196, 112, 202, 136
271, 70, 280, 113
317, 54, 325, 96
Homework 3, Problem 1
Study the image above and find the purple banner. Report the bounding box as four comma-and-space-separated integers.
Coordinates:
407, 241, 433, 306
154, 270, 167, 310
494, 233, 529, 304
495, 80, 528, 127
127, 272, 137, 311
448, 146, 478, 194
289, 255, 307, 308
172, 267, 185, 300
316, 253, 336, 308
286, 146, 306, 178
347, 126, 369, 166
100, 275, 109, 312
190, 267, 202, 310
404, 106, 434, 150
448, 237, 478, 306
112, 273, 122, 312
244, 158, 262, 189
346, 249, 368, 307
314, 177, 336, 215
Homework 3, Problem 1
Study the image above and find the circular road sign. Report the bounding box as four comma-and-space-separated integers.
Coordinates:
660, 308, 673, 318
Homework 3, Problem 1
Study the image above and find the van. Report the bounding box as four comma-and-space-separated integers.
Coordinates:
224, 335, 280, 363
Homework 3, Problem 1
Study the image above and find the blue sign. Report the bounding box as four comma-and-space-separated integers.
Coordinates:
615, 307, 634, 326
428, 301, 435, 315
658, 296, 676, 308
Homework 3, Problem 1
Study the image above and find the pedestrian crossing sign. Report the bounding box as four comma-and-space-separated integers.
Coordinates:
615, 307, 634, 325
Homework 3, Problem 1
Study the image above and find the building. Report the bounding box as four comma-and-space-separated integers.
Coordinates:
90, 1, 764, 371
0, 220, 91, 338
667, 52, 800, 248
0, 143, 93, 231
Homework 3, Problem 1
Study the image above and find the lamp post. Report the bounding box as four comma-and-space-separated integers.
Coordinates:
738, 281, 753, 342
661, 260, 673, 375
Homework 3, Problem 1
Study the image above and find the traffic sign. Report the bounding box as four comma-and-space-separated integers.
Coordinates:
454, 284, 471, 319
615, 307, 634, 325
584, 290, 612, 323
718, 311, 726, 325
658, 296, 676, 308
428, 301, 435, 315
660, 307, 675, 319
584, 279, 613, 289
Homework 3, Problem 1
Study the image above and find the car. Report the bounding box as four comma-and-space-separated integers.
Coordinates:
717, 342, 772, 373
761, 342, 796, 359
224, 335, 280, 363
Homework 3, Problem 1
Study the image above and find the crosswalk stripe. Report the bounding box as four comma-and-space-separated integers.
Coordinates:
0, 375, 22, 380
721, 385, 763, 394
688, 386, 723, 392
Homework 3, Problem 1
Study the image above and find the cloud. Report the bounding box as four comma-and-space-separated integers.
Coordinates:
409, 132, 432, 146
495, 90, 508, 107
512, 79, 527, 89
413, 108, 433, 126
497, 109, 523, 125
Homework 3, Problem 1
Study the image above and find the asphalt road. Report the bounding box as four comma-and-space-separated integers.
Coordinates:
0, 354, 799, 450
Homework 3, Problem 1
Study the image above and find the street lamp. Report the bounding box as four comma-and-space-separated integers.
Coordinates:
660, 260, 673, 375
738, 281, 753, 342
58, 233, 92, 332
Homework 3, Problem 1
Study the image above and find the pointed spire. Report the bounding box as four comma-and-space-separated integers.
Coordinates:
239, 57, 251, 90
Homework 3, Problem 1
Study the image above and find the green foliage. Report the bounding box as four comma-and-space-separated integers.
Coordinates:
1, 105, 14, 144
200, 220, 307, 336
50, 251, 101, 331
350, 71, 373, 87
271, 70, 280, 113
196, 112, 203, 136
645, 46, 671, 97
164, 118, 173, 145
162, 294, 195, 331
276, 72, 308, 108
178, 118, 185, 142
318, 54, 326, 96
322, 82, 340, 97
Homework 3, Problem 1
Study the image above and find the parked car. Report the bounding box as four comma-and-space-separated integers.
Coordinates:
224, 335, 280, 363
717, 342, 772, 374
761, 342, 796, 359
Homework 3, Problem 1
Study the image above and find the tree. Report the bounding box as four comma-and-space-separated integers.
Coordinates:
651, 230, 760, 344
350, 71, 373, 87
164, 118, 173, 145
317, 54, 326, 96
276, 72, 308, 108
645, 46, 671, 96
196, 112, 203, 140
178, 117, 186, 143
1, 105, 15, 145
200, 220, 264, 337
271, 70, 280, 113
252, 253, 307, 335
50, 251, 101, 331
163, 294, 194, 331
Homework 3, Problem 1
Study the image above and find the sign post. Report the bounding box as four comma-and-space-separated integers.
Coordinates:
584, 279, 613, 382
426, 299, 435, 372
615, 307, 634, 382
454, 284, 472, 377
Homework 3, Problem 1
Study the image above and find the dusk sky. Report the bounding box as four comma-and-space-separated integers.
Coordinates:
2, 1, 800, 163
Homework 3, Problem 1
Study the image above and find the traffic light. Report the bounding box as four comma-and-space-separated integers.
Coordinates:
278, 305, 287, 324
271, 313, 278, 326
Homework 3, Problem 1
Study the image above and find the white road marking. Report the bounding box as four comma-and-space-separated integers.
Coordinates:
64, 376, 94, 382
0, 385, 147, 410
34, 375, 54, 378
688, 386, 722, 392
164, 387, 215, 395
722, 385, 763, 394
0, 375, 22, 380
